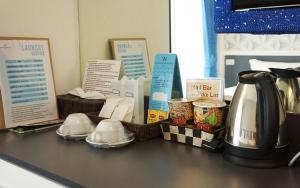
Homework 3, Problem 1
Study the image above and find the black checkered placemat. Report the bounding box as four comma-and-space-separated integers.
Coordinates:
160, 122, 225, 152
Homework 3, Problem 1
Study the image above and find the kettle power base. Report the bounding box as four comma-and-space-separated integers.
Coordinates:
223, 143, 289, 168
223, 152, 288, 168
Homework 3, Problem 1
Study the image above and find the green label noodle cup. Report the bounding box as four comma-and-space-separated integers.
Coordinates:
168, 98, 194, 125
193, 100, 226, 132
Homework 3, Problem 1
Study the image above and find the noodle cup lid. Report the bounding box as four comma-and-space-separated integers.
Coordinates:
193, 100, 226, 108
168, 98, 194, 103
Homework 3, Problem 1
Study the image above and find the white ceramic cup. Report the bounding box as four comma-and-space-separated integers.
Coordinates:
91, 119, 125, 143
59, 113, 94, 135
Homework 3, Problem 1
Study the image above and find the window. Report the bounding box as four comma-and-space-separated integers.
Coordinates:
171, 0, 205, 95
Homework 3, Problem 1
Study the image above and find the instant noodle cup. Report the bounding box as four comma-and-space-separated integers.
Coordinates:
168, 98, 194, 125
193, 100, 226, 132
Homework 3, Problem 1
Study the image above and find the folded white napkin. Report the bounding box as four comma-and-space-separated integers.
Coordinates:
68, 88, 105, 99
99, 97, 135, 122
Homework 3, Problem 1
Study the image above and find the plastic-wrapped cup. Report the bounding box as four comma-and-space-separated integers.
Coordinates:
91, 119, 126, 143
168, 98, 194, 125
59, 113, 95, 135
193, 100, 226, 132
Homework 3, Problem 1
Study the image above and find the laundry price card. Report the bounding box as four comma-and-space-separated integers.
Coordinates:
147, 54, 183, 124
0, 38, 58, 128
186, 78, 224, 101
110, 38, 151, 79
82, 60, 121, 96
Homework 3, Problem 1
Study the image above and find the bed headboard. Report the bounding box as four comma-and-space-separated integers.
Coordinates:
224, 55, 300, 87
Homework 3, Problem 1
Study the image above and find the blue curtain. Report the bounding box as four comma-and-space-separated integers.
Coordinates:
202, 0, 217, 77
215, 0, 300, 34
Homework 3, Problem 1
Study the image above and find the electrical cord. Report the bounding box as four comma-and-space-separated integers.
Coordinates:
289, 152, 300, 167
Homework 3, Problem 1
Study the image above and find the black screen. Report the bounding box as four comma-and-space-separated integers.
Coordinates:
232, 0, 300, 11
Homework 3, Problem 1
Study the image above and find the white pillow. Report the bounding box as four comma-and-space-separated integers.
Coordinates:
249, 59, 300, 71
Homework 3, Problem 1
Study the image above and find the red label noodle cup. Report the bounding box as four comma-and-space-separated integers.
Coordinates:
193, 100, 226, 132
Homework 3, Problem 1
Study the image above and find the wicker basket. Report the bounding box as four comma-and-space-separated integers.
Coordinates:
57, 94, 105, 119
86, 112, 162, 141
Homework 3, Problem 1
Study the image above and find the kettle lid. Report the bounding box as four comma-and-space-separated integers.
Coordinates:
238, 70, 274, 84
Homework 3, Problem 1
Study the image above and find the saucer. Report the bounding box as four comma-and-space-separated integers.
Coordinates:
56, 128, 89, 140
85, 133, 135, 149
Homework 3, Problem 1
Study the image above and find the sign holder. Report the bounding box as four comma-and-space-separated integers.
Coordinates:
109, 38, 151, 79
0, 37, 58, 128
147, 54, 183, 123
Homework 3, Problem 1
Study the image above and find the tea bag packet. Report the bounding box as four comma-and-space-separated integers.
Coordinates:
111, 97, 135, 122
132, 77, 145, 124
99, 97, 125, 118
111, 80, 122, 96
111, 76, 145, 124
143, 77, 151, 96
120, 76, 134, 97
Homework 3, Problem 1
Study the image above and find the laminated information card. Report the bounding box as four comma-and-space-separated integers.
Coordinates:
186, 78, 224, 101
82, 60, 121, 96
110, 38, 151, 79
0, 37, 58, 128
147, 54, 183, 124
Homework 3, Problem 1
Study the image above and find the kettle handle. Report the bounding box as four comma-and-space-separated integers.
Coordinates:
255, 73, 279, 152
270, 68, 300, 78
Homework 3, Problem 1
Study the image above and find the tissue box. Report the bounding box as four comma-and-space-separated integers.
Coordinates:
57, 94, 105, 119
160, 121, 225, 152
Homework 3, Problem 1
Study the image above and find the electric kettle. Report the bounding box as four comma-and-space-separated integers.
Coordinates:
269, 68, 300, 114
223, 71, 288, 168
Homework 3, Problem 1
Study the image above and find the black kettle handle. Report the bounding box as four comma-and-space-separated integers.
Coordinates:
270, 68, 300, 78
255, 73, 279, 152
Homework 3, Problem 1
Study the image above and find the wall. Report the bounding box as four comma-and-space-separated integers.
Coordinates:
0, 0, 169, 93
0, 0, 80, 94
78, 0, 170, 77
217, 34, 300, 78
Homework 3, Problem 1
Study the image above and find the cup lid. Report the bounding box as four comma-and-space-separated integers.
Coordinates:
96, 119, 124, 132
193, 100, 226, 108
168, 98, 194, 103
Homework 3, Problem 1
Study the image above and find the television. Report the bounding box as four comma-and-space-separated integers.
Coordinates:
232, 0, 300, 11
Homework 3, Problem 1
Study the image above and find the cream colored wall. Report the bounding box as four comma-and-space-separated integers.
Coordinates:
0, 0, 80, 94
78, 0, 170, 78
0, 0, 169, 94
